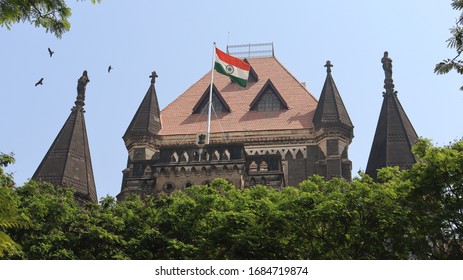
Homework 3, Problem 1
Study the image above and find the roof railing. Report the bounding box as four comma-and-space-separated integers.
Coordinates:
227, 42, 274, 58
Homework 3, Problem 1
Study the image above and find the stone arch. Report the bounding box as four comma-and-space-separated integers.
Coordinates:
260, 161, 268, 171
201, 166, 207, 174
250, 161, 258, 172
181, 151, 189, 162
202, 150, 209, 161
260, 176, 267, 185
296, 150, 304, 159
212, 150, 220, 161
222, 149, 230, 160
171, 152, 179, 162
285, 151, 292, 160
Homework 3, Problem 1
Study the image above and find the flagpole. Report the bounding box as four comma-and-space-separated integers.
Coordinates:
207, 42, 216, 145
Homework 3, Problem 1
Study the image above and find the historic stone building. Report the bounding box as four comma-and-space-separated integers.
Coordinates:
30, 48, 418, 203
117, 48, 354, 200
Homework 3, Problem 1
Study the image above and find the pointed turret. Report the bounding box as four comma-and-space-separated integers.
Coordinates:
311, 61, 354, 180
118, 71, 162, 200
32, 71, 97, 203
313, 60, 353, 132
122, 71, 162, 160
366, 52, 418, 179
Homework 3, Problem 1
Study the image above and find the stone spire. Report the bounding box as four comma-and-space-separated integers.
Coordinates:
118, 71, 162, 200
122, 71, 162, 158
32, 71, 97, 203
366, 52, 419, 179
313, 60, 353, 134
311, 61, 354, 180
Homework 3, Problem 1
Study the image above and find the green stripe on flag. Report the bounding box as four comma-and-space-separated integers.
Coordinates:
214, 62, 248, 87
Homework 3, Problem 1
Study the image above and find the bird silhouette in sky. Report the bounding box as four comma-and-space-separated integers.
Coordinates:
35, 78, 44, 86
48, 48, 54, 57
108, 65, 113, 73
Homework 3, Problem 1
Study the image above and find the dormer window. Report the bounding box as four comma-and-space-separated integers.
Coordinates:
192, 84, 230, 114
249, 79, 288, 112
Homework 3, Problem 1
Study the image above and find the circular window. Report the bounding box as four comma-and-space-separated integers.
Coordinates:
184, 182, 193, 188
163, 182, 175, 193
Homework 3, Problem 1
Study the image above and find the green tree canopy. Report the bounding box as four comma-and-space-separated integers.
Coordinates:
0, 0, 101, 38
435, 0, 463, 90
0, 153, 30, 257
2, 138, 463, 259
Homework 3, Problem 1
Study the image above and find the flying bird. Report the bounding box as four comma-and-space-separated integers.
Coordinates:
108, 65, 113, 73
48, 48, 54, 57
35, 78, 44, 86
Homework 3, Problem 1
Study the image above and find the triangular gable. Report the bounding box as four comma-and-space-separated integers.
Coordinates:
192, 83, 231, 114
249, 79, 288, 111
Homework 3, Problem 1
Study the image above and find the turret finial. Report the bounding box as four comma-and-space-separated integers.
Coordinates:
76, 70, 90, 107
381, 51, 395, 94
150, 71, 158, 84
324, 60, 333, 73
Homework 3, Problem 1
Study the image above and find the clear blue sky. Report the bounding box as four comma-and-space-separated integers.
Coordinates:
1, 0, 462, 200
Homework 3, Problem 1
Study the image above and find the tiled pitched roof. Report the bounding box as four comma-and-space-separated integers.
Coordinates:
159, 57, 318, 136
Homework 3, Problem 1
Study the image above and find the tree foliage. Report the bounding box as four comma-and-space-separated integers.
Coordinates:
435, 0, 463, 90
1, 138, 463, 259
0, 153, 30, 258
0, 0, 101, 38
403, 138, 463, 258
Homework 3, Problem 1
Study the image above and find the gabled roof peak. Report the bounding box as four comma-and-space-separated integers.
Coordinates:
249, 79, 288, 111
192, 83, 231, 114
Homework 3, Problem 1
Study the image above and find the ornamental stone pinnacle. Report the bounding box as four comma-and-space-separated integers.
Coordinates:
150, 71, 158, 84
381, 51, 395, 94
76, 70, 90, 107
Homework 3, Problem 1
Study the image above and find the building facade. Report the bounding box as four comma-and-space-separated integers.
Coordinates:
117, 53, 354, 200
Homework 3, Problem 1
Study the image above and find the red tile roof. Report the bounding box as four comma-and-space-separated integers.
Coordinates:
159, 56, 318, 136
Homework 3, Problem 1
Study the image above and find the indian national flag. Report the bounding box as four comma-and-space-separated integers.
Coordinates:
214, 48, 250, 87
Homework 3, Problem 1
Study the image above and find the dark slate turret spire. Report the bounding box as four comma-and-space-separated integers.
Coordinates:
118, 71, 162, 200
311, 61, 354, 181
32, 71, 97, 203
313, 60, 353, 133
366, 52, 419, 179
122, 71, 162, 152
